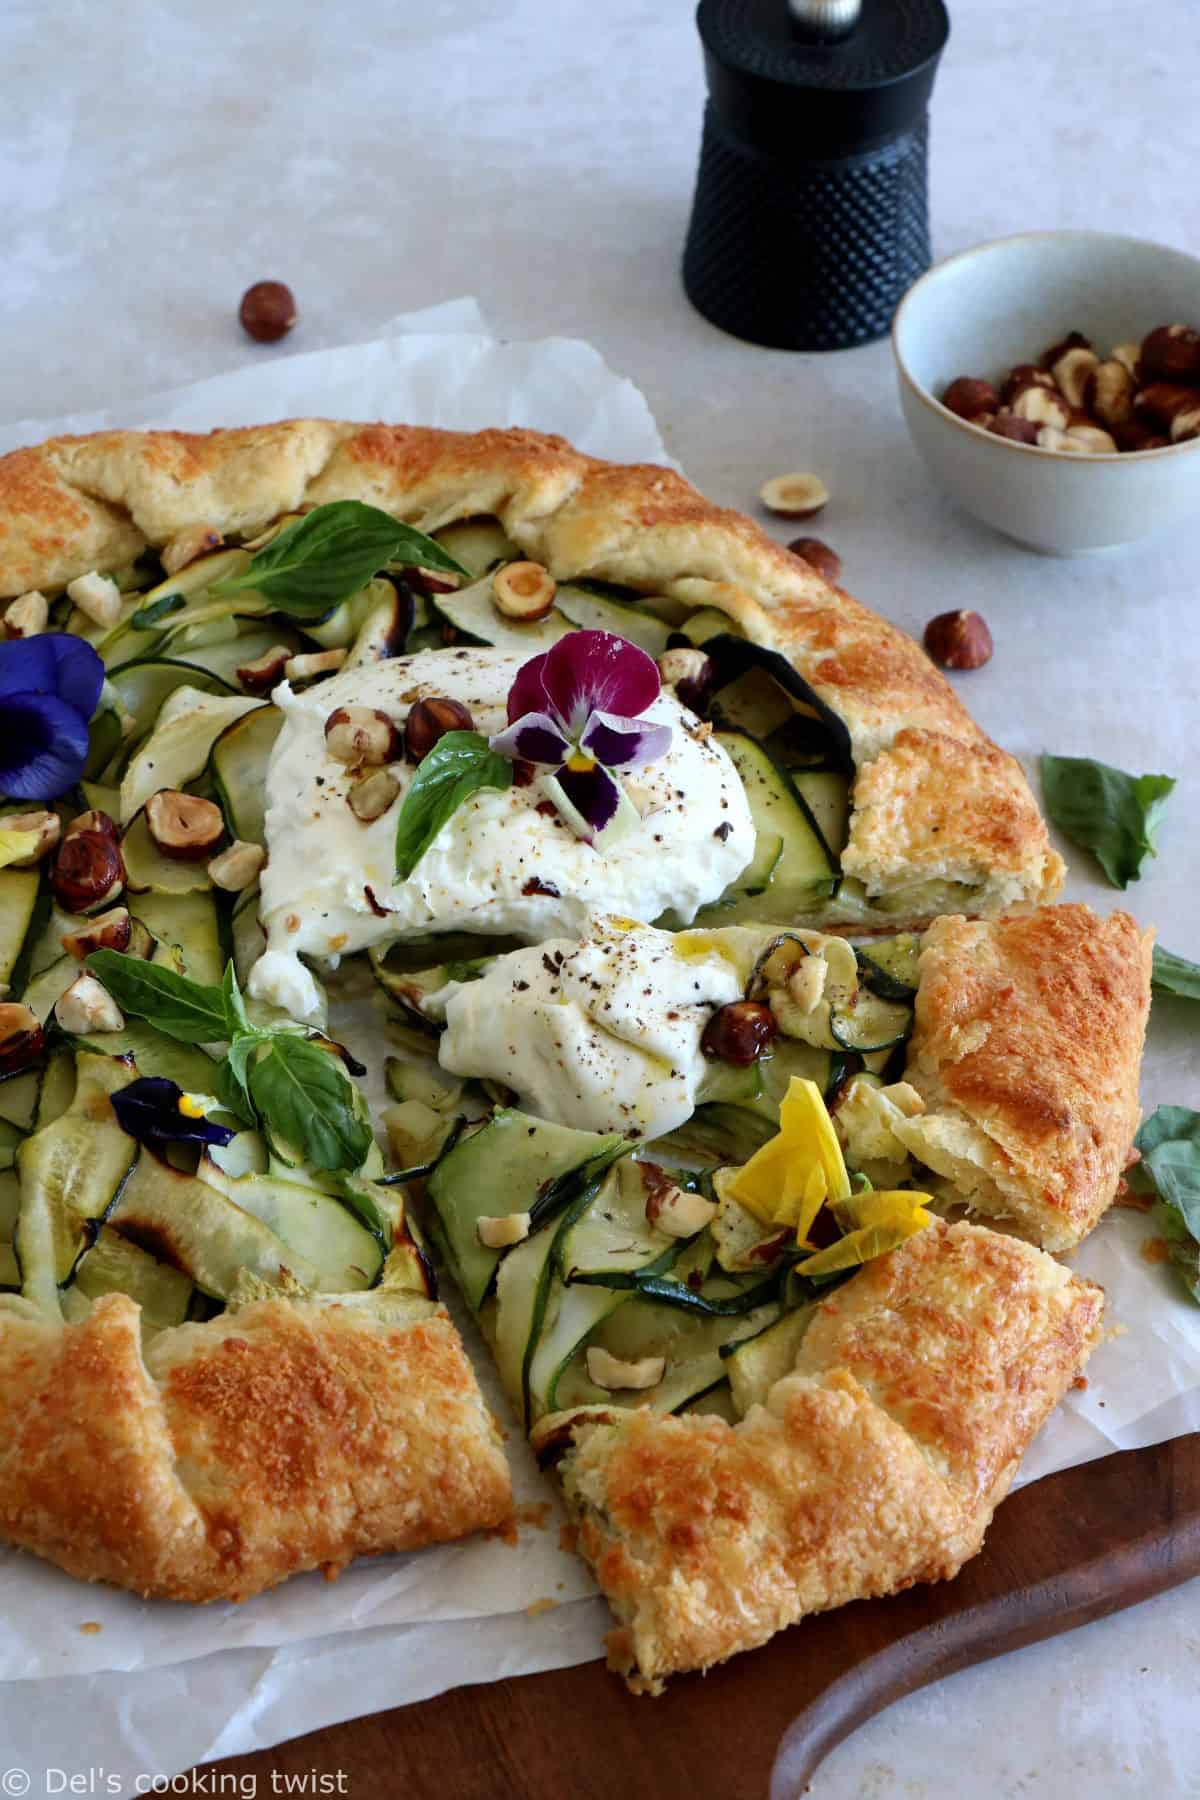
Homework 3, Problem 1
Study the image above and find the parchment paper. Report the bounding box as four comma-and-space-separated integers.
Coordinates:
1, 304, 1196, 1792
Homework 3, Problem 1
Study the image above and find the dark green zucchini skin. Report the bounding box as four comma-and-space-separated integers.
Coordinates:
693, 633, 855, 774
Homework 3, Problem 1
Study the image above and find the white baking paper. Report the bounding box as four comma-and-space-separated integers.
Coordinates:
1, 303, 1197, 1794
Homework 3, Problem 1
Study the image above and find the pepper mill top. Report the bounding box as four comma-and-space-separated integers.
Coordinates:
697, 0, 950, 156
683, 0, 951, 349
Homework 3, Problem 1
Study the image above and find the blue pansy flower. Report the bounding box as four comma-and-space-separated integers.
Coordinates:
0, 633, 105, 801
110, 1076, 236, 1151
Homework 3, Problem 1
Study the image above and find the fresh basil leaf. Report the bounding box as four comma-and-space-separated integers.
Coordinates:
247, 1033, 373, 1172
394, 730, 514, 880
209, 501, 468, 617
1040, 754, 1175, 889
1153, 1201, 1200, 1302
222, 960, 250, 1035
130, 593, 185, 629
1151, 945, 1200, 1000
1130, 1105, 1200, 1236
215, 1034, 258, 1127
85, 951, 232, 1045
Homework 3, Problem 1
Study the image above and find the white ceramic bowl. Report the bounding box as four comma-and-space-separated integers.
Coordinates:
891, 231, 1200, 554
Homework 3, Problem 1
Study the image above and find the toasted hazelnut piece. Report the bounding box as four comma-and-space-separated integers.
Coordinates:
324, 705, 400, 768
787, 955, 828, 1013
1065, 423, 1118, 455
1000, 365, 1057, 406
476, 1211, 532, 1249
1135, 382, 1200, 441
347, 769, 401, 823
66, 570, 122, 629
492, 561, 558, 622
1111, 342, 1143, 381
146, 791, 225, 861
236, 644, 292, 695
208, 839, 266, 891
1113, 421, 1170, 453
55, 973, 124, 1035
758, 472, 830, 519
1050, 347, 1101, 410
1139, 324, 1200, 386
788, 536, 842, 585
0, 809, 61, 865
1040, 330, 1091, 369
1011, 383, 1071, 429
701, 1000, 777, 1066
161, 523, 223, 576
406, 566, 462, 596
1085, 360, 1137, 429
640, 1163, 718, 1239
656, 646, 713, 713
941, 377, 999, 422
284, 648, 347, 682
67, 809, 120, 843
62, 906, 134, 960
987, 413, 1040, 446
0, 1001, 45, 1074
586, 1346, 666, 1392
404, 696, 475, 764
923, 609, 993, 671
5, 590, 48, 637
51, 830, 124, 915
1035, 426, 1090, 455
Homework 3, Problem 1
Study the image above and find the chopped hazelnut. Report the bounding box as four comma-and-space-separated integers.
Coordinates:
208, 839, 266, 891
324, 705, 400, 768
66, 571, 122, 629
0, 1002, 44, 1074
5, 591, 48, 637
347, 769, 401, 823
758, 472, 829, 519
145, 791, 225, 861
62, 906, 135, 960
55, 973, 124, 1035
491, 561, 557, 622
284, 648, 347, 682
476, 1212, 532, 1248
236, 644, 292, 695
585, 1347, 666, 1392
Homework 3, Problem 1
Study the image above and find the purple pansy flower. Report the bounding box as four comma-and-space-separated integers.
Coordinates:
0, 633, 105, 801
489, 631, 672, 839
110, 1076, 236, 1151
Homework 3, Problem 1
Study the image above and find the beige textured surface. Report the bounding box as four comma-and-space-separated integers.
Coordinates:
562, 1220, 1103, 1685
0, 421, 1061, 918
0, 1291, 512, 1602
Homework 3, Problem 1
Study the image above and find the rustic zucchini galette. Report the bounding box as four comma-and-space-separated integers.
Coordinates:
0, 423, 1149, 1673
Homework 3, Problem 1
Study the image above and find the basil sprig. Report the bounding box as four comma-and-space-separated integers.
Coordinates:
394, 730, 514, 880
209, 501, 468, 618
131, 593, 186, 630
1040, 754, 1175, 889
84, 952, 372, 1172
1151, 945, 1200, 1000
1128, 1106, 1200, 1302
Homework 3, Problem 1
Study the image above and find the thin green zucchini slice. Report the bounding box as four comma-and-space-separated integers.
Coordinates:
209, 704, 284, 846
432, 575, 573, 653
554, 586, 671, 656
122, 809, 213, 895
855, 933, 922, 1001
698, 732, 838, 924
0, 870, 42, 989
73, 1225, 194, 1329
199, 1160, 384, 1292
14, 1053, 139, 1310
433, 517, 521, 576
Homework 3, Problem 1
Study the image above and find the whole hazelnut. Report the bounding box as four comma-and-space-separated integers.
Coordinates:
238, 281, 297, 344
788, 536, 843, 585
1113, 421, 1170, 454
941, 377, 999, 422
1086, 360, 1137, 430
923, 609, 994, 672
51, 830, 125, 914
1139, 324, 1200, 386
404, 696, 475, 764
656, 646, 713, 714
700, 1000, 777, 1066
988, 414, 1040, 446
0, 1002, 44, 1075
1010, 384, 1071, 430
1050, 346, 1101, 410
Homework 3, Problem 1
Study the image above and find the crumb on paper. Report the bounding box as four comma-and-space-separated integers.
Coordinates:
1072, 1375, 1089, 1390
486, 1515, 519, 1549
526, 1597, 558, 1618
78, 1622, 102, 1636
1141, 1237, 1170, 1265
515, 1501, 552, 1531
1105, 1321, 1129, 1342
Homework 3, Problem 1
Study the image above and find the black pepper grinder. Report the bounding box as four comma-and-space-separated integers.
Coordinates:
683, 0, 950, 351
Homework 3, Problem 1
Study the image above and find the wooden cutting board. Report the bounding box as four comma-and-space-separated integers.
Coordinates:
201, 1434, 1200, 1798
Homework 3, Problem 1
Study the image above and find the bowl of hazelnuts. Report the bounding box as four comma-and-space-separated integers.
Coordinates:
891, 231, 1200, 553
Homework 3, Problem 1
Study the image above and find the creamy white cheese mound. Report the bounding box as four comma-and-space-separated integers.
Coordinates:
250, 646, 754, 1020
438, 917, 756, 1140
